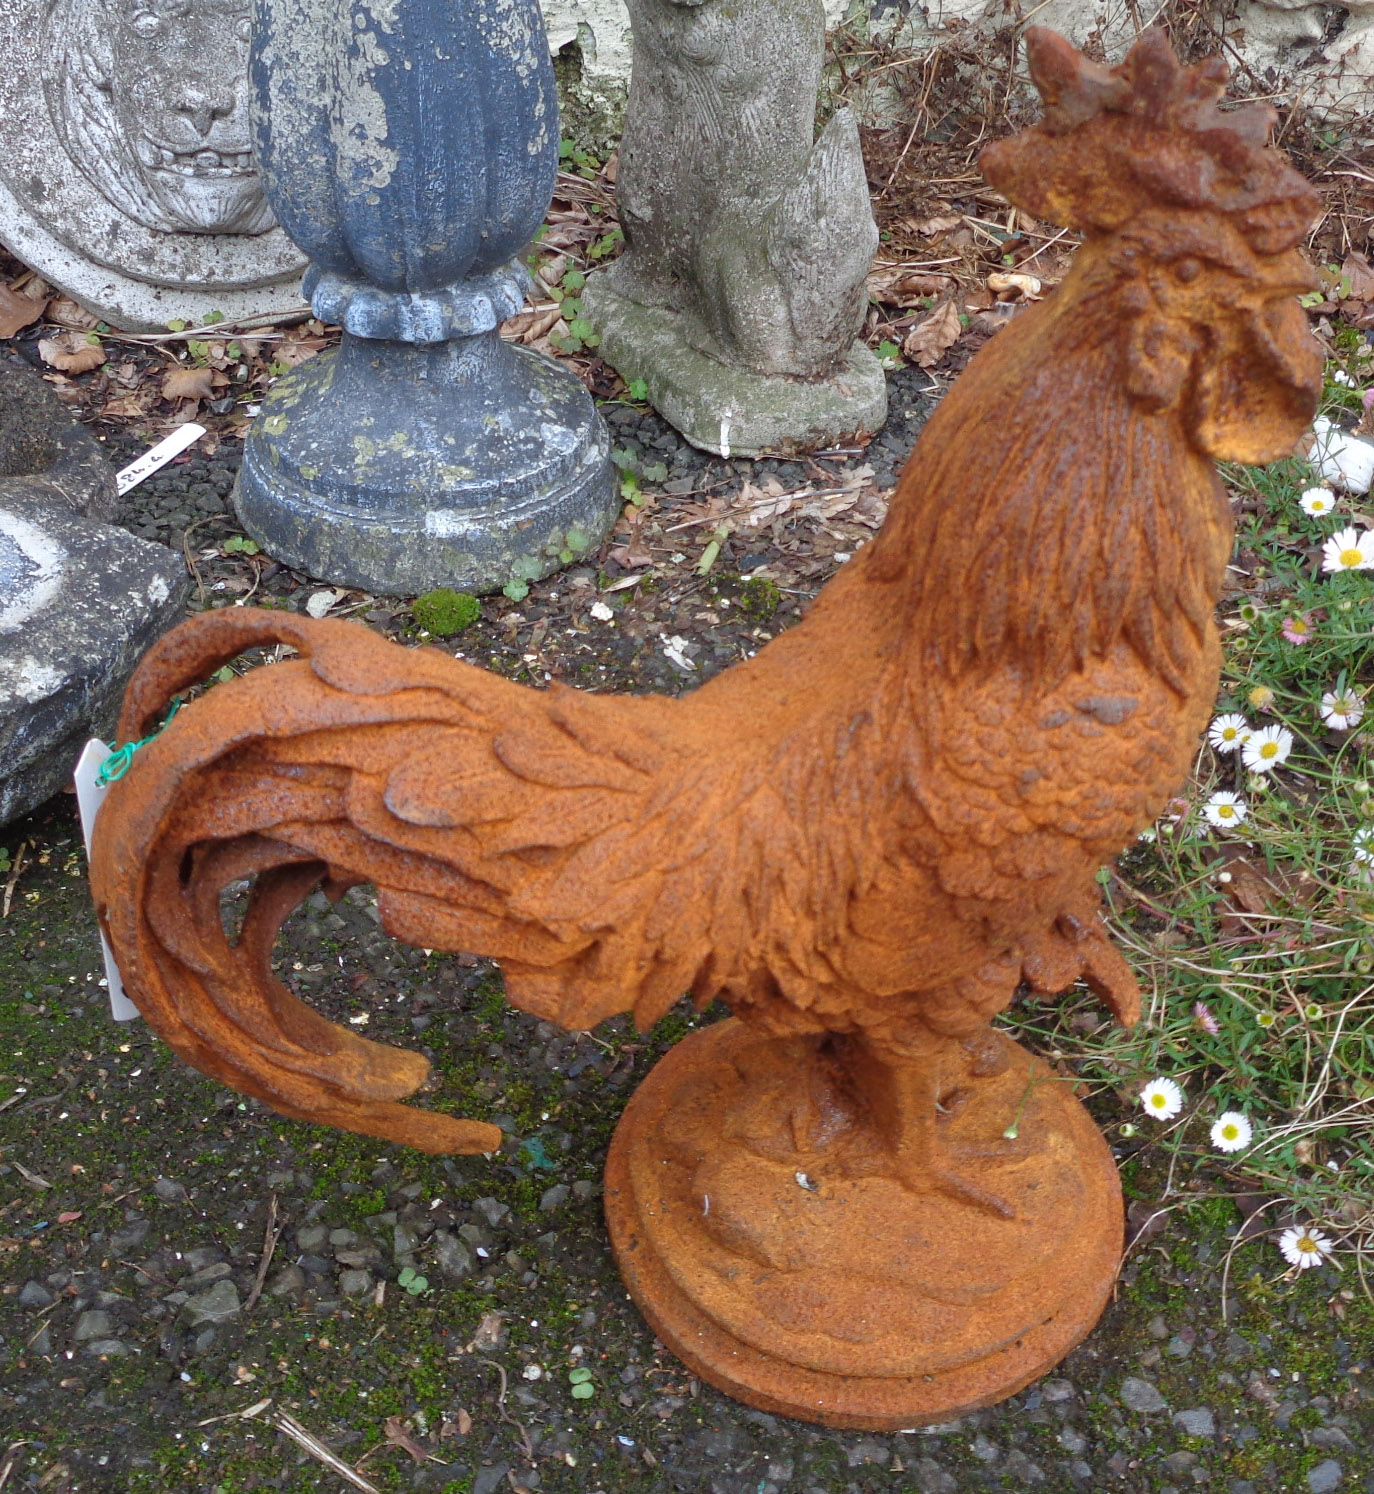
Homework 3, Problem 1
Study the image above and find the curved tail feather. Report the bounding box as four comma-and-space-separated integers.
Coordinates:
91, 609, 511, 1155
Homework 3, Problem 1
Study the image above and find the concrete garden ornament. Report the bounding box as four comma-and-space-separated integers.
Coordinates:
91, 31, 1320, 1427
41, 0, 273, 236
0, 358, 185, 826
0, 0, 305, 331
232, 0, 617, 597
581, 0, 887, 456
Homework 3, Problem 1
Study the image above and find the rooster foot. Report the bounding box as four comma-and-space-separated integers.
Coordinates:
837, 1139, 1017, 1218
823, 1030, 1026, 1218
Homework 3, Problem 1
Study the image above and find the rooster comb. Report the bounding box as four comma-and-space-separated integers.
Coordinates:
980, 28, 1318, 254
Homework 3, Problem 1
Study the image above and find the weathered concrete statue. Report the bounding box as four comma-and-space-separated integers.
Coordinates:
90, 32, 1319, 1427
232, 0, 616, 597
583, 0, 886, 455
0, 359, 185, 825
0, 0, 304, 330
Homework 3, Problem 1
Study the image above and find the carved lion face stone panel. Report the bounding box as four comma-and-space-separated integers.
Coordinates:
0, 0, 304, 328
41, 0, 272, 235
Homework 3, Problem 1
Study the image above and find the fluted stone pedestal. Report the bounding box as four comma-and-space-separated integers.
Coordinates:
234, 0, 616, 597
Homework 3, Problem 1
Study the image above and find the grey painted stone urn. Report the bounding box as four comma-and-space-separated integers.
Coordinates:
234, 0, 617, 597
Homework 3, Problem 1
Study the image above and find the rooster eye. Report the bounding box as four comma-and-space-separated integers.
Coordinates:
1173, 258, 1202, 283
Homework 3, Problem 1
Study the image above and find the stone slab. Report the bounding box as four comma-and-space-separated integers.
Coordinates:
0, 491, 187, 824
0, 0, 305, 332
583, 276, 887, 457
0, 353, 118, 520
0, 363, 187, 824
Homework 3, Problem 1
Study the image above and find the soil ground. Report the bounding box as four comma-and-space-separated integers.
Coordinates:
0, 812, 1371, 1494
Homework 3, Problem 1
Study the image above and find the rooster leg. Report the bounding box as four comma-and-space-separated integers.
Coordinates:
835, 1034, 1016, 1219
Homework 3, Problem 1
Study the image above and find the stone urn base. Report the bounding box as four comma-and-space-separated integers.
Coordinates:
604, 1020, 1122, 1429
582, 278, 888, 458
235, 333, 617, 597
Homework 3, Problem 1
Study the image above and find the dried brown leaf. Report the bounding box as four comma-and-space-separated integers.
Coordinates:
500, 305, 563, 344
1223, 859, 1277, 916
1215, 852, 1317, 939
609, 538, 654, 568
908, 213, 962, 236
273, 337, 325, 369
383, 1416, 431, 1463
467, 1310, 506, 1352
901, 301, 963, 368
737, 477, 799, 528
38, 331, 105, 374
162, 366, 215, 401
1341, 250, 1374, 302
536, 255, 568, 288
986, 270, 1042, 300
46, 296, 101, 330
1125, 1199, 1170, 1248
865, 266, 954, 308
0, 284, 46, 338
100, 394, 154, 419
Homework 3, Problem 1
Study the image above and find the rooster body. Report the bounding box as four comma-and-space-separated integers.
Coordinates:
92, 31, 1321, 1185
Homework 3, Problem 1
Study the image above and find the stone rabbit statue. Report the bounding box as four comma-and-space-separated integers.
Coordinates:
611, 0, 876, 377
584, 0, 886, 453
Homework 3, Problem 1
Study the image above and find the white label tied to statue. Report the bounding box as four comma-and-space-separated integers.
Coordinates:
73, 738, 138, 1022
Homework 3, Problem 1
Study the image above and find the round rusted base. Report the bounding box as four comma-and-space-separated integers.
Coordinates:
604, 1019, 1122, 1430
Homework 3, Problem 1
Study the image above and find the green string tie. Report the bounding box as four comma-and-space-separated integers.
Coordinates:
96, 701, 182, 787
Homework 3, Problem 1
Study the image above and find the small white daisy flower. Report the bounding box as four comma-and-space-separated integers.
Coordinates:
1300, 487, 1336, 516
1202, 791, 1247, 829
1279, 1224, 1334, 1270
1242, 724, 1294, 774
1353, 826, 1374, 865
1208, 714, 1251, 753
1140, 1076, 1184, 1121
1320, 690, 1364, 730
1321, 526, 1374, 573
1210, 1112, 1252, 1152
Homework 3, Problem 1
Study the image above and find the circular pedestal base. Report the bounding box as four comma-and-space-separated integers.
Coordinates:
234, 332, 616, 596
605, 1021, 1122, 1430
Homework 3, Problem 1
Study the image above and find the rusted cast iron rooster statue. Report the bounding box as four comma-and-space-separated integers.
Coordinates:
91, 30, 1320, 1428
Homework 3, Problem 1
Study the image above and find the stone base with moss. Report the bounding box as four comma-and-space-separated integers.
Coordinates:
235, 335, 618, 598
582, 277, 888, 458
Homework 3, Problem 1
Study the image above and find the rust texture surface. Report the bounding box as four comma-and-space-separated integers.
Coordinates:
89, 29, 1320, 1428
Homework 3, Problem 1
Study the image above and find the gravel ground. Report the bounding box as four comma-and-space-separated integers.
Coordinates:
63, 360, 940, 700
0, 828, 1370, 1494
1, 361, 1372, 1493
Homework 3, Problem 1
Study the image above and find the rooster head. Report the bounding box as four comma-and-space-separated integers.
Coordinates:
980, 28, 1321, 465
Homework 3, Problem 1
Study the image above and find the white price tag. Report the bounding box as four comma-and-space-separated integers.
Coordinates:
115, 423, 206, 496
73, 739, 140, 1022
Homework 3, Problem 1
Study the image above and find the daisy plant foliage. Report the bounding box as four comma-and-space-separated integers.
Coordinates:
1000, 359, 1374, 1288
